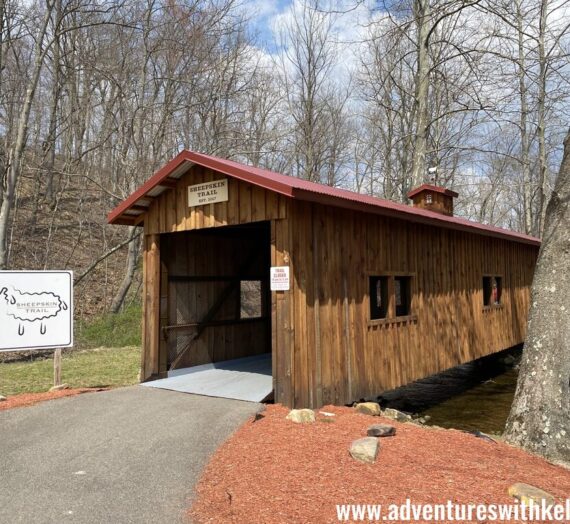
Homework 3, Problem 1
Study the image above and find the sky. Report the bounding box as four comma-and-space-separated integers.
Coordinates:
241, 0, 292, 51
238, 0, 380, 85
240, 0, 377, 54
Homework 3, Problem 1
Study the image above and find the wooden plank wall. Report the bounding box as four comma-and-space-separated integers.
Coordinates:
161, 227, 270, 370
141, 165, 282, 377
144, 165, 286, 235
281, 201, 538, 408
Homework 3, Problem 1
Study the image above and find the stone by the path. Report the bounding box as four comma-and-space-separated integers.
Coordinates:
508, 483, 556, 507
354, 402, 382, 416
349, 437, 379, 463
383, 408, 412, 422
253, 405, 266, 421
0, 395, 6, 402
367, 424, 396, 437
286, 409, 315, 424
49, 384, 69, 392
319, 411, 335, 417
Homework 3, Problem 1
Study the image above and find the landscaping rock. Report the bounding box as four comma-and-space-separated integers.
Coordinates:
383, 408, 412, 422
0, 395, 6, 402
367, 424, 396, 437
49, 384, 69, 392
349, 437, 379, 463
354, 402, 382, 416
286, 409, 315, 424
319, 411, 335, 417
508, 483, 556, 507
253, 405, 267, 421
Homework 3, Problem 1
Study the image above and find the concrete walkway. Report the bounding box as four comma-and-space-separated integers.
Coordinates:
142, 354, 272, 402
0, 387, 261, 523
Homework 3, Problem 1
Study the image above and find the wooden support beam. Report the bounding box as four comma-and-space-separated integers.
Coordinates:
162, 316, 268, 339
142, 234, 161, 380
168, 274, 266, 282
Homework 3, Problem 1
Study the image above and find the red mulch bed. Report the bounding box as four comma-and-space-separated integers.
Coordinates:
0, 388, 107, 411
190, 404, 570, 523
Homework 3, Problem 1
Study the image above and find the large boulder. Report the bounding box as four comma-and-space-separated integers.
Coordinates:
349, 437, 380, 464
367, 424, 396, 437
354, 402, 382, 416
508, 483, 556, 507
286, 409, 315, 424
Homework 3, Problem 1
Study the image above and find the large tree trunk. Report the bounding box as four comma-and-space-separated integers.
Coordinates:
504, 130, 570, 464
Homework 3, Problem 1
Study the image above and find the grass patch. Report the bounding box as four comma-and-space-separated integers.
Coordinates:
77, 302, 142, 348
0, 346, 140, 396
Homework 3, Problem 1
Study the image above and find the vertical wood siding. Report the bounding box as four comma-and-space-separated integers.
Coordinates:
144, 165, 286, 235
160, 228, 270, 370
282, 201, 538, 408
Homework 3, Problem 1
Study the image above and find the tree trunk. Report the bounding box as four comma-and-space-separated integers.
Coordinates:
410, 0, 431, 188
0, 3, 54, 269
109, 227, 140, 314
536, 0, 548, 236
516, 0, 533, 236
504, 130, 570, 464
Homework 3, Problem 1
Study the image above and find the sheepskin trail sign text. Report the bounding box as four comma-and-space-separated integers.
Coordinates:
187, 179, 228, 207
0, 271, 73, 352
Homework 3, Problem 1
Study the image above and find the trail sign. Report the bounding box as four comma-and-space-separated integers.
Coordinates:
188, 179, 228, 207
0, 271, 73, 352
270, 266, 290, 291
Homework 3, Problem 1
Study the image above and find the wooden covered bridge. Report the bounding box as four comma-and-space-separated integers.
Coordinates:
108, 151, 540, 408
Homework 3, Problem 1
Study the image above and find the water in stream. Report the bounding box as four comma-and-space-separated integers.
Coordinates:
378, 347, 521, 435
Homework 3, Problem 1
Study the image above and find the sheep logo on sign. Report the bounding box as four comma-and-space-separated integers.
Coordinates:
0, 286, 68, 336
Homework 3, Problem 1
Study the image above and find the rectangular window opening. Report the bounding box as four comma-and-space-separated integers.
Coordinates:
240, 280, 263, 319
483, 276, 502, 306
369, 276, 388, 320
395, 276, 411, 317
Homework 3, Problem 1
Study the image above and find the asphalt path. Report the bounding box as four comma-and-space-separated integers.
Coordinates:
0, 386, 261, 523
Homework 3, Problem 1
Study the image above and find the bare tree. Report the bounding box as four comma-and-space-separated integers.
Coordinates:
277, 0, 351, 184
0, 1, 56, 269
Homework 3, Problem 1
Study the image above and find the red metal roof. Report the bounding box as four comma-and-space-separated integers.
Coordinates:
407, 183, 459, 199
107, 150, 540, 247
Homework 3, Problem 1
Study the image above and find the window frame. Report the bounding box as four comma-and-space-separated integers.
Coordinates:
482, 274, 503, 310
369, 275, 389, 320
394, 275, 412, 317
367, 272, 417, 326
